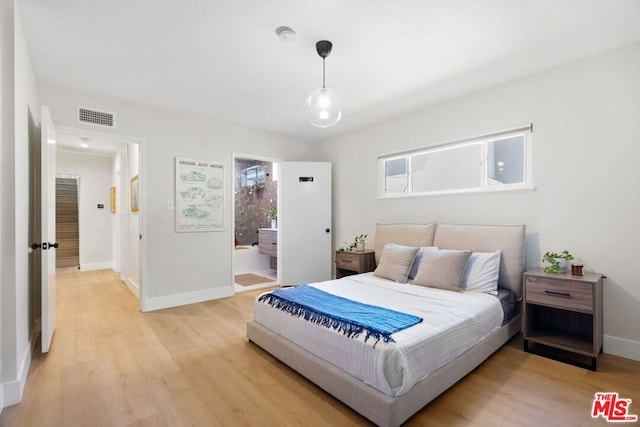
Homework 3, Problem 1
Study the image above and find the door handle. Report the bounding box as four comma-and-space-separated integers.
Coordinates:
42, 242, 59, 250
30, 242, 42, 250
325, 228, 330, 233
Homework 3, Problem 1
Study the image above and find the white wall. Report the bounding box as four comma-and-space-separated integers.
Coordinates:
56, 151, 114, 270
317, 42, 640, 360
38, 83, 316, 311
1, 1, 39, 406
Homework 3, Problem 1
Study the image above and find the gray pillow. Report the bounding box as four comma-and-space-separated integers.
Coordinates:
408, 246, 439, 280
373, 244, 419, 283
413, 248, 472, 292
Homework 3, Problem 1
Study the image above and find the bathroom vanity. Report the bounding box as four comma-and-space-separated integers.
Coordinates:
258, 228, 277, 258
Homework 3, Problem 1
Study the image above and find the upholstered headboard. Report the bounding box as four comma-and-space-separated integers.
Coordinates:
374, 223, 526, 298
374, 223, 437, 264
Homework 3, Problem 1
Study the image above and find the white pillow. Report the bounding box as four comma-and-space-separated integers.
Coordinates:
462, 250, 501, 295
408, 246, 438, 280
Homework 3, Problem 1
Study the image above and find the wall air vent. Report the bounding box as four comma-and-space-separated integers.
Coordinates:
76, 106, 116, 128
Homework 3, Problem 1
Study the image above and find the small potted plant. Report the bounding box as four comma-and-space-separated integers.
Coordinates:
340, 233, 367, 252
264, 206, 277, 229
542, 250, 574, 273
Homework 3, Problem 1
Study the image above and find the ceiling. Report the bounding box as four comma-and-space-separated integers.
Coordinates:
18, 0, 640, 143
55, 129, 126, 155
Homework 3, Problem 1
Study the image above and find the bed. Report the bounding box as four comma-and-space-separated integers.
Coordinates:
247, 223, 526, 426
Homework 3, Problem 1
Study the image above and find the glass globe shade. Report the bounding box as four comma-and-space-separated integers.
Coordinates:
306, 87, 342, 128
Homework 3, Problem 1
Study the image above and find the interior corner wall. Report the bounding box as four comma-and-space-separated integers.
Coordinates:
56, 151, 114, 270
316, 42, 640, 359
37, 83, 316, 311
1, 1, 40, 407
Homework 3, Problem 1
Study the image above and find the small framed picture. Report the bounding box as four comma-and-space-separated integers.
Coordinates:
110, 186, 116, 213
130, 175, 139, 212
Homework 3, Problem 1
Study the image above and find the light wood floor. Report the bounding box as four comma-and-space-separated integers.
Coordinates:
1, 269, 638, 426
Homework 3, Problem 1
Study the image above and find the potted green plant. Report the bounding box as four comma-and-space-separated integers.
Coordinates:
542, 250, 574, 273
264, 206, 277, 228
340, 233, 367, 252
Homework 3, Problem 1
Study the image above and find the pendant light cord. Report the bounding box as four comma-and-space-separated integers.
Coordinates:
322, 57, 326, 89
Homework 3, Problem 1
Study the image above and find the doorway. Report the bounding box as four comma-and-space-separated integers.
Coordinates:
55, 176, 80, 268
232, 154, 279, 293
55, 125, 144, 303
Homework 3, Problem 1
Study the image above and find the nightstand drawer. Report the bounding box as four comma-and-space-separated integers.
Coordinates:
336, 252, 365, 271
525, 277, 593, 313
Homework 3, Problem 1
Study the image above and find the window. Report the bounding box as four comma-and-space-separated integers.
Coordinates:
411, 142, 482, 193
487, 134, 525, 186
241, 165, 265, 187
383, 157, 408, 195
379, 125, 533, 197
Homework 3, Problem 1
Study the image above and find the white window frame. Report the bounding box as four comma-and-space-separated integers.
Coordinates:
381, 155, 410, 195
378, 124, 534, 198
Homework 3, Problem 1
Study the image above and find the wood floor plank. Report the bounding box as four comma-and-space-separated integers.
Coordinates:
1, 268, 638, 426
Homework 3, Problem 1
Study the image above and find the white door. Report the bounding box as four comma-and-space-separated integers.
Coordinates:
277, 162, 332, 285
41, 106, 57, 353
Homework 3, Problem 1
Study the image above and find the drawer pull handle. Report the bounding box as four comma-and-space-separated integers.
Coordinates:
341, 259, 352, 263
544, 290, 571, 298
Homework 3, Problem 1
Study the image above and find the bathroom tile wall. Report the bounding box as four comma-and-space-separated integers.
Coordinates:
234, 159, 277, 246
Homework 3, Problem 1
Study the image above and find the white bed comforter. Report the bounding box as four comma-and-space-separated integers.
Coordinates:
253, 273, 503, 397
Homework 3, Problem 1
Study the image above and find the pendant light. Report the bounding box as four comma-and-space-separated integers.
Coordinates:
306, 40, 342, 128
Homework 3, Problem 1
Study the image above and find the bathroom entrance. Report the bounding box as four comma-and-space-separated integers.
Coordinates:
233, 155, 279, 292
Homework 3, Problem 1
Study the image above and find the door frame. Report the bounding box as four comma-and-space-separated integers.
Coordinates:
55, 125, 147, 310
231, 152, 282, 289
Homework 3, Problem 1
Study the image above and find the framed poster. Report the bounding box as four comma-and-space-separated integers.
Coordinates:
175, 157, 224, 232
130, 175, 139, 212
110, 186, 116, 213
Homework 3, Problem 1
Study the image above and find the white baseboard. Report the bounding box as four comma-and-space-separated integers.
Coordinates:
141, 286, 234, 312
604, 335, 640, 362
80, 261, 115, 271
121, 275, 139, 298
2, 342, 32, 408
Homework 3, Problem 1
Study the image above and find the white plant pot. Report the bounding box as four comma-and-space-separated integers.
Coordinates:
556, 258, 569, 272
270, 219, 277, 229
356, 241, 365, 252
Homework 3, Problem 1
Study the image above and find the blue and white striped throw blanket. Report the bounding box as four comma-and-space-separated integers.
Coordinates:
258, 285, 422, 343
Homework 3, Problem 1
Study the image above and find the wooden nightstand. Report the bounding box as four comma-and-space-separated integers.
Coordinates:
335, 250, 376, 279
522, 268, 603, 370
